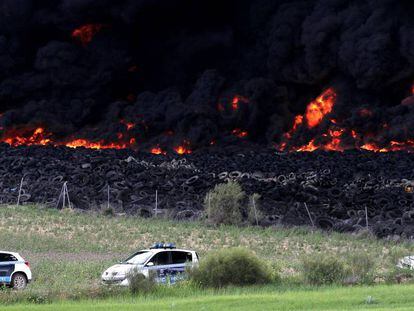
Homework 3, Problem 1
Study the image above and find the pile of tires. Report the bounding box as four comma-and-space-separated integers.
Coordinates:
0, 143, 413, 238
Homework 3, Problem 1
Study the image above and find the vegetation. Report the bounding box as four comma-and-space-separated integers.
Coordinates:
4, 284, 414, 310
127, 269, 156, 294
204, 181, 244, 225
1, 204, 414, 306
302, 254, 346, 285
190, 248, 273, 287
344, 252, 376, 285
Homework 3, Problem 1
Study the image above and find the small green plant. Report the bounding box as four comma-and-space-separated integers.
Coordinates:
127, 269, 156, 295
344, 252, 376, 285
102, 207, 115, 217
302, 254, 346, 285
384, 266, 414, 284
26, 293, 50, 304
204, 181, 245, 226
365, 296, 377, 304
190, 247, 273, 288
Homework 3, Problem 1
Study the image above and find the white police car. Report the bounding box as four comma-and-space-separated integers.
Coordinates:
101, 243, 198, 286
0, 251, 32, 289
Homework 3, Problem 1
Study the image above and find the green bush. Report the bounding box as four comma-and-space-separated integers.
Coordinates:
127, 269, 156, 295
190, 248, 273, 288
204, 181, 245, 225
344, 252, 376, 285
102, 207, 115, 217
302, 254, 346, 285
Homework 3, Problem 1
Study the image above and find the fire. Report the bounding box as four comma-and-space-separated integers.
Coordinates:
361, 140, 414, 153
1, 127, 52, 147
305, 88, 336, 128
151, 147, 166, 155
174, 146, 190, 155
231, 95, 249, 110
278, 88, 337, 151
295, 139, 318, 152
324, 128, 345, 152
174, 140, 192, 155
120, 119, 135, 130
71, 24, 104, 45
65, 139, 127, 149
231, 128, 248, 138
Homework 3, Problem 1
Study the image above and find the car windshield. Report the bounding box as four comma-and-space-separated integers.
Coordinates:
122, 251, 152, 265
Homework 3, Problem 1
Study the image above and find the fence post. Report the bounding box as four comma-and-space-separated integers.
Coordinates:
64, 182, 72, 209
155, 190, 158, 216
252, 196, 259, 226
107, 184, 110, 210
304, 202, 315, 227
16, 176, 25, 206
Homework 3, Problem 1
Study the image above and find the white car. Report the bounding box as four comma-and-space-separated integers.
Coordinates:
0, 251, 32, 289
102, 243, 199, 286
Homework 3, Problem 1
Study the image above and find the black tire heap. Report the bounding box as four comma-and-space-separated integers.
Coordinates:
1, 144, 414, 238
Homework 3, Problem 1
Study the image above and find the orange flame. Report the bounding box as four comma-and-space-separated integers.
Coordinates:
71, 24, 104, 45
231, 95, 249, 110
305, 88, 336, 128
174, 140, 192, 155
1, 127, 52, 146
151, 146, 166, 155
296, 139, 318, 152
65, 139, 128, 149
231, 128, 248, 138
120, 119, 135, 130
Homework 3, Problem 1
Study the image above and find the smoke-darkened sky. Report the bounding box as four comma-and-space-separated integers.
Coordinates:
1, 0, 414, 151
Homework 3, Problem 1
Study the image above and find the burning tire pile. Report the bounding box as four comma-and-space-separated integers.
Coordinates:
1, 144, 413, 238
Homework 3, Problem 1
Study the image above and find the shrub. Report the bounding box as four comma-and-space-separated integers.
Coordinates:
190, 248, 273, 288
344, 252, 376, 285
204, 181, 245, 226
102, 207, 115, 217
302, 254, 346, 285
127, 269, 156, 295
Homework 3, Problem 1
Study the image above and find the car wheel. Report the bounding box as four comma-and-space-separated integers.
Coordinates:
11, 273, 27, 290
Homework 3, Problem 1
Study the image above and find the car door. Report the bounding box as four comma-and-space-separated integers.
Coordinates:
144, 251, 172, 284
169, 251, 193, 284
0, 253, 17, 284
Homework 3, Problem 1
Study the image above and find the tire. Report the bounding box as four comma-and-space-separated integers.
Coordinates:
11, 273, 27, 290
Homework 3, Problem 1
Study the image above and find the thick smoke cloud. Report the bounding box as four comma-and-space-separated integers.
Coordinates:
0, 0, 414, 150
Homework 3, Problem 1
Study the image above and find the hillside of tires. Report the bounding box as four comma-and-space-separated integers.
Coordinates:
1, 144, 414, 238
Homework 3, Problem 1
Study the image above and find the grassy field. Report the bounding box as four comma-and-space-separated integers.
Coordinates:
1, 205, 414, 308
4, 284, 414, 310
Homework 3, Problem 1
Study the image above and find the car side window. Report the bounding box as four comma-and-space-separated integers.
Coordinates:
171, 251, 192, 264
0, 254, 17, 262
149, 251, 170, 266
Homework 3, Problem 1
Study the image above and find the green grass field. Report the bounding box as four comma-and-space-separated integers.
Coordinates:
4, 284, 414, 310
1, 205, 414, 309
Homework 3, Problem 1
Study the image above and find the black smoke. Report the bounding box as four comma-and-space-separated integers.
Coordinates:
0, 0, 414, 151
